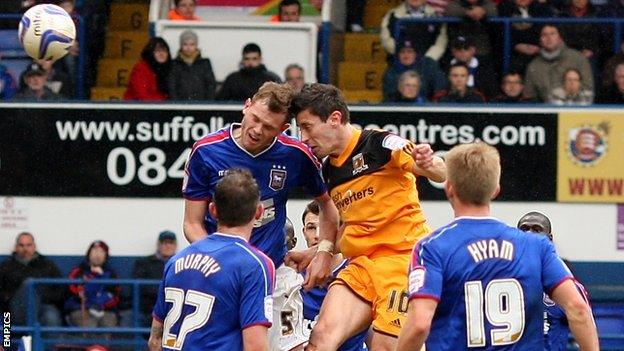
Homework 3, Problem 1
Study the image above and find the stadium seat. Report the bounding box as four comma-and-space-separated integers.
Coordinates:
342, 89, 383, 104
104, 31, 149, 59
0, 29, 27, 58
96, 59, 135, 87
363, 5, 394, 30
593, 304, 624, 350
107, 3, 149, 31
90, 87, 126, 100
343, 33, 385, 64
338, 62, 386, 91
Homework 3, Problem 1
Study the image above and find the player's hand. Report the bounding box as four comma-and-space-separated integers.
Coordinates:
284, 247, 316, 272
303, 251, 332, 291
411, 143, 435, 169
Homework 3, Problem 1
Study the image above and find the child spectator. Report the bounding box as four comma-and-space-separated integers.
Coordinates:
433, 62, 486, 103
548, 68, 594, 105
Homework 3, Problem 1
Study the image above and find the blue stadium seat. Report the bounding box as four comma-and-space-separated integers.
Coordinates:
0, 29, 27, 58
593, 304, 624, 350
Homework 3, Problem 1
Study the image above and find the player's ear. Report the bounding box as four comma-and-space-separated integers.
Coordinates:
208, 202, 218, 220
254, 202, 264, 220
444, 180, 454, 199
242, 98, 252, 112
328, 111, 341, 126
491, 185, 501, 200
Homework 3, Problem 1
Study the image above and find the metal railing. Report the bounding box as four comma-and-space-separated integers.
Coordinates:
0, 13, 86, 99
15, 278, 159, 351
393, 16, 624, 73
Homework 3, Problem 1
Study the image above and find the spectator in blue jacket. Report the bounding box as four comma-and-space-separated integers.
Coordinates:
382, 39, 447, 101
0, 61, 16, 100
65, 240, 120, 329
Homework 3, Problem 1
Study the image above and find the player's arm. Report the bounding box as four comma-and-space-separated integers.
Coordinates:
183, 199, 208, 243
147, 318, 164, 351
550, 279, 599, 351
409, 143, 446, 183
301, 193, 340, 289
396, 298, 438, 351
242, 325, 269, 351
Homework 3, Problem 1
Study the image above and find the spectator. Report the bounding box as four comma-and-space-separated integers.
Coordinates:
168, 30, 216, 101
548, 68, 593, 105
65, 240, 120, 329
124, 37, 171, 101
27, 59, 75, 98
284, 63, 305, 92
433, 62, 486, 102
600, 40, 624, 91
524, 24, 593, 102
380, 0, 449, 61
497, 0, 553, 73
0, 60, 17, 100
447, 36, 498, 99
384, 70, 426, 103
0, 232, 63, 326
270, 0, 301, 22
446, 0, 498, 56
382, 39, 447, 100
491, 71, 533, 102
598, 62, 624, 103
168, 0, 200, 20
120, 231, 177, 328
216, 43, 281, 101
14, 63, 63, 101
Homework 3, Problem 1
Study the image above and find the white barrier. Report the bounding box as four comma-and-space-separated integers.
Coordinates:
154, 20, 318, 82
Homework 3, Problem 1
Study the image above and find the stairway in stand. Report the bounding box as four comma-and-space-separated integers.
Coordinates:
91, 0, 150, 101
336, 0, 400, 104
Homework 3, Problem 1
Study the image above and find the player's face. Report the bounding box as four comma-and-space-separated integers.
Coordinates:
296, 109, 339, 158
88, 247, 107, 267
158, 239, 177, 258
240, 99, 288, 154
302, 212, 320, 247
280, 4, 300, 22
15, 235, 36, 261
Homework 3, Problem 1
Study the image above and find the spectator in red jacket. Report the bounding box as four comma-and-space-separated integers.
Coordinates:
124, 37, 171, 101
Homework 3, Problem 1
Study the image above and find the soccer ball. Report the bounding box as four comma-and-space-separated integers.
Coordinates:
18, 4, 76, 61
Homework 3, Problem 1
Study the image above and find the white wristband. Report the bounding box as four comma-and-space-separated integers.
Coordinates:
316, 239, 334, 256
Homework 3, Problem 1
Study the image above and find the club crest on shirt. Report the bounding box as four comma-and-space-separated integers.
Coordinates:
352, 153, 369, 175
269, 166, 287, 191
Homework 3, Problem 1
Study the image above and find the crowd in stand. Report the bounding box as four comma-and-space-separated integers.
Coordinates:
0, 231, 178, 334
1, 0, 624, 103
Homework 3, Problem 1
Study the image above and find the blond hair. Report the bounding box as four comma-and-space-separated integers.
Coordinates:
445, 143, 500, 205
251, 82, 295, 116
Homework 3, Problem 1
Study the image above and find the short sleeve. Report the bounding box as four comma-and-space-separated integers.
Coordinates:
298, 150, 327, 198
239, 258, 274, 329
408, 240, 443, 301
152, 269, 168, 321
541, 238, 573, 294
182, 147, 212, 200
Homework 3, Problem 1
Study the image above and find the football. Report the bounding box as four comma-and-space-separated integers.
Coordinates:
18, 4, 76, 61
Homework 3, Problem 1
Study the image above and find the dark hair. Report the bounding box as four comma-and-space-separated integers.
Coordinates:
290, 83, 350, 123
174, 0, 196, 6
449, 62, 469, 74
301, 201, 320, 224
563, 68, 582, 83
141, 37, 171, 95
214, 169, 260, 227
517, 211, 553, 240
243, 43, 262, 56
279, 0, 301, 12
